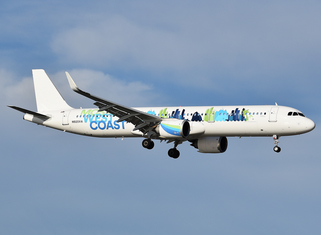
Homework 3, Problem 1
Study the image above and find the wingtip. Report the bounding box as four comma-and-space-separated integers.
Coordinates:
65, 71, 79, 91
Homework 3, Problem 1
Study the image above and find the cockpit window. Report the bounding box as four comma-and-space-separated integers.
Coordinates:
288, 111, 305, 117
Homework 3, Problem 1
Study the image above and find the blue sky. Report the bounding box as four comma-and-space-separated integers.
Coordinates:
1, 1, 321, 234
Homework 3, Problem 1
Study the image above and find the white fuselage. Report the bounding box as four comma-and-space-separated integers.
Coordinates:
33, 105, 315, 138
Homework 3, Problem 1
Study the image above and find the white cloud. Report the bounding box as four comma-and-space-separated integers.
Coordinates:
2, 68, 161, 116
0, 69, 35, 109
48, 1, 321, 94
51, 2, 321, 74
51, 15, 198, 70
50, 69, 161, 108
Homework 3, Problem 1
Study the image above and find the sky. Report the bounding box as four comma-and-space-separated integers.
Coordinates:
1, 0, 321, 234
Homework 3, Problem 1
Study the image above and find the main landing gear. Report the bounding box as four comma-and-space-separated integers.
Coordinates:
273, 135, 281, 153
142, 138, 181, 159
168, 148, 180, 159
168, 140, 181, 159
142, 138, 154, 150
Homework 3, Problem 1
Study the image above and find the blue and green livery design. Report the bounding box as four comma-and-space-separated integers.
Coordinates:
79, 109, 125, 130
156, 107, 251, 122
160, 123, 181, 136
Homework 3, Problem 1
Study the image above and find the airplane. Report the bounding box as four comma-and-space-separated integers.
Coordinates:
8, 69, 315, 158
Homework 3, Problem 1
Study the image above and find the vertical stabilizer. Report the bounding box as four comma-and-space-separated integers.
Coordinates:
32, 69, 72, 113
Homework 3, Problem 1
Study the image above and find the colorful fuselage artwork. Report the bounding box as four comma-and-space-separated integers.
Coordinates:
148, 107, 251, 122
80, 107, 253, 131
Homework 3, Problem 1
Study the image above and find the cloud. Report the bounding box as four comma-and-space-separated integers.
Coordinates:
51, 2, 321, 72
3, 1, 321, 96
0, 69, 35, 109
50, 69, 161, 107
48, 1, 321, 97
51, 15, 198, 71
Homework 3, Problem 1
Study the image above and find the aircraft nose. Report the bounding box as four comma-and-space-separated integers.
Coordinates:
305, 118, 316, 132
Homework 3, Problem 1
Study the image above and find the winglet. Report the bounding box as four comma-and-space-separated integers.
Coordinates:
65, 72, 79, 91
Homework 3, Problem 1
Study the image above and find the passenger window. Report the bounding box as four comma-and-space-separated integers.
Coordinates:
288, 112, 292, 116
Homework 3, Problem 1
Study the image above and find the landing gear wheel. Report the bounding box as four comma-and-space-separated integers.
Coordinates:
147, 141, 154, 149
142, 139, 154, 150
168, 148, 180, 159
273, 146, 281, 153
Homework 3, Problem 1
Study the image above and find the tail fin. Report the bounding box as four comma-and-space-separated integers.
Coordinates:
32, 69, 72, 113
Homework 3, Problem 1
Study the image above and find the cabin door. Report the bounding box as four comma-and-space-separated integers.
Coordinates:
62, 111, 70, 125
269, 107, 279, 122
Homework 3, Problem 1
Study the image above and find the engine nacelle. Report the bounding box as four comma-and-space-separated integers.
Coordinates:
156, 119, 190, 138
191, 137, 228, 153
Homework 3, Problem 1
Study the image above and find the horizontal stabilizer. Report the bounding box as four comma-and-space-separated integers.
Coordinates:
8, 105, 50, 120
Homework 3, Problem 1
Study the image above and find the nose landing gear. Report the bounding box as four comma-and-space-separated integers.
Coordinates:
273, 145, 281, 153
273, 135, 281, 153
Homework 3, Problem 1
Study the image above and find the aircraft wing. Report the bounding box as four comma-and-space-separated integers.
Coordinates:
65, 72, 162, 134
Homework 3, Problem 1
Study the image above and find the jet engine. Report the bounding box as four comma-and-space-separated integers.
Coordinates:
191, 137, 228, 153
155, 119, 190, 138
